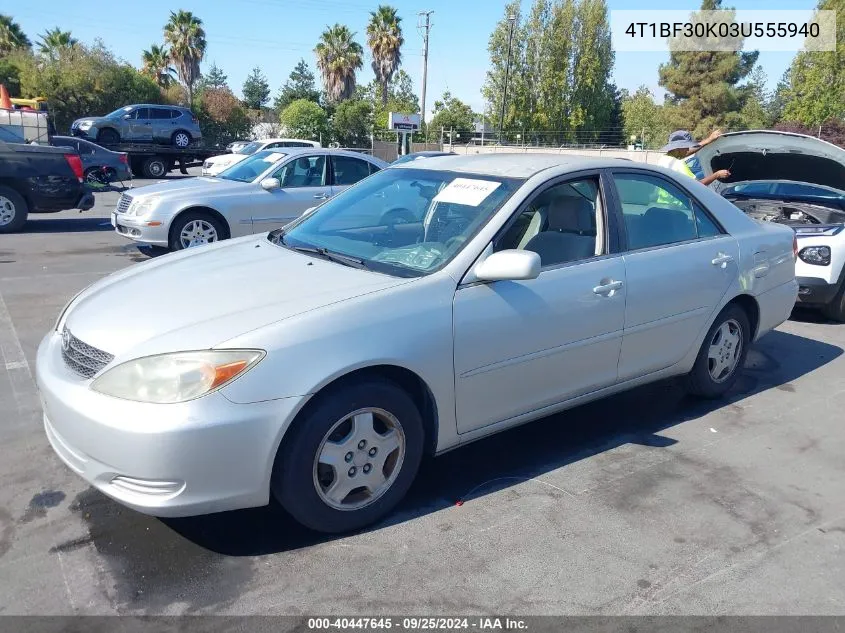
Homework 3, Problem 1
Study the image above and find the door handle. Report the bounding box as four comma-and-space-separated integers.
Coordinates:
593, 279, 624, 296
711, 253, 734, 268
313, 193, 329, 199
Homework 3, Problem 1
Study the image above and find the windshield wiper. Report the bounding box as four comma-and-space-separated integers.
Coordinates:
289, 244, 369, 269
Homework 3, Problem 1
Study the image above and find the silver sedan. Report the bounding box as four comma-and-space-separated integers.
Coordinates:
111, 148, 387, 252
37, 154, 798, 533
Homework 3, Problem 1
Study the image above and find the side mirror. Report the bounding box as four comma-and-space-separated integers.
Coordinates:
122, 114, 132, 120
260, 177, 281, 191
473, 249, 541, 282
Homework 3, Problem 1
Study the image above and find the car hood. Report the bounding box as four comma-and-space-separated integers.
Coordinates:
208, 153, 248, 168
63, 236, 409, 359
126, 176, 250, 200
73, 116, 112, 126
694, 130, 845, 191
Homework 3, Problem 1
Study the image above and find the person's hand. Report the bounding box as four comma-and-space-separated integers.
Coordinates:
714, 169, 731, 180
706, 128, 723, 142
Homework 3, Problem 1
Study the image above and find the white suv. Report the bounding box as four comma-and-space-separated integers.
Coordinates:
692, 131, 845, 321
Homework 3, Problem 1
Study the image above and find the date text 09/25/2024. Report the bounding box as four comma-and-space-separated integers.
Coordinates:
307, 618, 529, 631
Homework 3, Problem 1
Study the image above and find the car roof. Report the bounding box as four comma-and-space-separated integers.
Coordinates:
257, 138, 320, 144
127, 104, 188, 110
253, 147, 385, 162
391, 153, 629, 178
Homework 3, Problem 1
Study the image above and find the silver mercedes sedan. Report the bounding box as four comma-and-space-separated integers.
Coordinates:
111, 148, 386, 252
37, 154, 799, 533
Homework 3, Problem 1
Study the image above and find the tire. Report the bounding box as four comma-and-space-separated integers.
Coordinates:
96, 128, 120, 145
142, 157, 168, 179
0, 186, 28, 234
821, 280, 845, 322
273, 378, 425, 533
171, 130, 192, 149
136, 244, 169, 257
168, 210, 228, 251
685, 303, 751, 399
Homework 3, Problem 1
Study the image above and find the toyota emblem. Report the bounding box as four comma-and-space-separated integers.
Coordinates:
61, 328, 71, 352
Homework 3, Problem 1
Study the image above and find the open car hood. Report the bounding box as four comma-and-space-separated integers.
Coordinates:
693, 130, 845, 192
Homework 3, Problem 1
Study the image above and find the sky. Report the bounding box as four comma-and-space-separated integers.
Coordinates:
9, 0, 816, 120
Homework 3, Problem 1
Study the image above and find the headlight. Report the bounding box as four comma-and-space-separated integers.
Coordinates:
127, 196, 159, 216
798, 245, 831, 266
77, 121, 92, 130
91, 350, 265, 403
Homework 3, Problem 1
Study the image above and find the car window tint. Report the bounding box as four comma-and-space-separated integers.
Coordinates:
170, 109, 184, 119
613, 173, 698, 250
333, 156, 372, 185
133, 107, 150, 119
369, 162, 382, 175
495, 177, 601, 267
76, 140, 95, 154
694, 204, 722, 238
274, 155, 326, 188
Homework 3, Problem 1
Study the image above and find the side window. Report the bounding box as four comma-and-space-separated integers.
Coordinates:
694, 204, 722, 238
613, 173, 698, 250
170, 109, 184, 119
332, 156, 372, 186
151, 108, 172, 120
264, 142, 282, 149
368, 161, 382, 175
494, 177, 602, 268
133, 107, 150, 120
273, 155, 326, 188
76, 140, 94, 155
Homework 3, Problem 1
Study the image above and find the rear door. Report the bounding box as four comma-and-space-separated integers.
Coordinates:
150, 108, 174, 142
251, 152, 329, 233
330, 154, 377, 197
127, 107, 152, 141
608, 169, 740, 381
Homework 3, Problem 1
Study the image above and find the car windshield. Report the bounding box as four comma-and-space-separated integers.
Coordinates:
105, 106, 133, 119
273, 167, 523, 277
217, 149, 287, 182
237, 142, 263, 155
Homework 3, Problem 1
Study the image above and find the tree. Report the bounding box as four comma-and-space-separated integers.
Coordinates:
15, 41, 161, 132
37, 28, 77, 59
658, 0, 758, 138
198, 62, 228, 91
0, 14, 31, 55
332, 99, 372, 146
274, 58, 321, 112
568, 0, 616, 138
195, 86, 252, 147
314, 24, 364, 104
540, 0, 577, 132
428, 90, 476, 137
280, 98, 329, 140
164, 10, 206, 107
738, 65, 772, 129
482, 2, 528, 132
366, 5, 403, 108
141, 44, 176, 88
621, 85, 670, 149
360, 69, 419, 131
242, 66, 270, 110
774, 118, 845, 148
780, 0, 844, 127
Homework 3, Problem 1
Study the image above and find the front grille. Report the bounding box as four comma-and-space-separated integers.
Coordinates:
61, 328, 114, 379
116, 193, 133, 214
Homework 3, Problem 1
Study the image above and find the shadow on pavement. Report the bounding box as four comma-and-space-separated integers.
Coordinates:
24, 216, 113, 233
68, 328, 842, 563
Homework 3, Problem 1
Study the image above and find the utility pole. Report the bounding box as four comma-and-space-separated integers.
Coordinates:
498, 14, 517, 144
418, 11, 434, 133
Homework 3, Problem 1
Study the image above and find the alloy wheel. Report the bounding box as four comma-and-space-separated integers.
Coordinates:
179, 219, 218, 248
312, 407, 406, 511
174, 133, 190, 148
0, 195, 15, 227
707, 318, 743, 383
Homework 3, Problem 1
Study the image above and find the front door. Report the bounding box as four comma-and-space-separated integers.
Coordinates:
453, 174, 627, 433
609, 170, 740, 381
127, 107, 152, 142
251, 153, 330, 233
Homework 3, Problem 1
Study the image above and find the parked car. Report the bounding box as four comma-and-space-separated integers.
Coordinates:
0, 132, 94, 233
226, 140, 251, 154
202, 138, 322, 176
112, 148, 386, 251
51, 136, 131, 183
38, 154, 798, 533
391, 150, 456, 165
71, 105, 202, 148
691, 130, 845, 321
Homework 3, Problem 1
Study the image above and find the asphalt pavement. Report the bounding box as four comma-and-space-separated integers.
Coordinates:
0, 170, 844, 615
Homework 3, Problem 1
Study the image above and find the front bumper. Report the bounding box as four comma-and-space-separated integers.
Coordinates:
111, 211, 171, 246
36, 331, 303, 517
796, 276, 839, 306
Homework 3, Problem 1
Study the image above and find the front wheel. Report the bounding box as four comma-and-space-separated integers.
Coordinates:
273, 378, 425, 533
0, 186, 28, 234
685, 303, 750, 399
96, 128, 120, 145
169, 211, 227, 251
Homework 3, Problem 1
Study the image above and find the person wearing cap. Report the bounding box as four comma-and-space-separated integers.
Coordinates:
657, 129, 731, 186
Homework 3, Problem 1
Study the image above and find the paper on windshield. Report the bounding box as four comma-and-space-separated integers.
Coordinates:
262, 152, 287, 163
433, 178, 502, 206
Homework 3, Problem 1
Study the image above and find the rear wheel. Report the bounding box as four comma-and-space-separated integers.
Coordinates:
273, 378, 424, 533
685, 303, 750, 399
96, 128, 120, 144
142, 157, 168, 179
821, 281, 845, 322
0, 186, 28, 234
168, 211, 227, 251
171, 130, 192, 148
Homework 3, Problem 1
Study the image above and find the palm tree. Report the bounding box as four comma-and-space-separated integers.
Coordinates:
37, 27, 77, 59
142, 44, 176, 88
0, 14, 31, 55
366, 6, 403, 108
163, 10, 206, 106
314, 24, 364, 104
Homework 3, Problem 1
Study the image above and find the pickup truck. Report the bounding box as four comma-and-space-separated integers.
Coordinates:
0, 127, 95, 233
